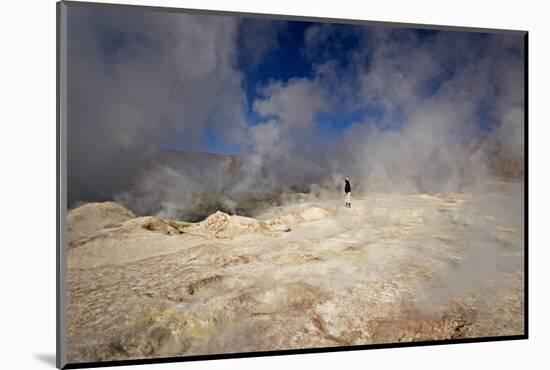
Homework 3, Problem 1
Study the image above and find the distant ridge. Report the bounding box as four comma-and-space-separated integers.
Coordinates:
155, 148, 241, 174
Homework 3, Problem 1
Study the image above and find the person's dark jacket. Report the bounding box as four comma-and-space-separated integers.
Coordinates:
344, 180, 351, 193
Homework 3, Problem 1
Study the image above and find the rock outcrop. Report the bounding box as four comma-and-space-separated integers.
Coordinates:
67, 202, 136, 249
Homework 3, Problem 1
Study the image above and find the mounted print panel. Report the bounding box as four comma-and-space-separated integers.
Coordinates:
57, 1, 527, 368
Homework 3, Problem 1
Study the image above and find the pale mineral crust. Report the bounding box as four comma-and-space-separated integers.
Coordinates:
66, 184, 524, 363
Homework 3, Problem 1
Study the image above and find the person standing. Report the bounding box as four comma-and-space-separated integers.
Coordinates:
344, 178, 352, 208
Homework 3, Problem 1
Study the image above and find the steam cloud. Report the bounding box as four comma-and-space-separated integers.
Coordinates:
67, 7, 525, 220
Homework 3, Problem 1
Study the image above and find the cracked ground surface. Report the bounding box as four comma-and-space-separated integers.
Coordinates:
66, 183, 524, 364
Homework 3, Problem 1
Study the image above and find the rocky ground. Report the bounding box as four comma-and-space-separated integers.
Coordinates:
66, 183, 524, 363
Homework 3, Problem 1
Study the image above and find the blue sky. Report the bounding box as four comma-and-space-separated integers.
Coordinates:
205, 19, 520, 154
237, 20, 366, 136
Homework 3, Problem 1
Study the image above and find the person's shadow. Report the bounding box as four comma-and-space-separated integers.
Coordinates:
34, 353, 56, 367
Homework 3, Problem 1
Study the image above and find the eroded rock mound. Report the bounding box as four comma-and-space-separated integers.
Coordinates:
139, 218, 192, 235
193, 211, 265, 238
68, 202, 136, 248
